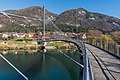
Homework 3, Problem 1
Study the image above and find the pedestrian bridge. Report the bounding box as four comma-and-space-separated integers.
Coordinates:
39, 38, 120, 80
86, 44, 120, 80
0, 11, 120, 80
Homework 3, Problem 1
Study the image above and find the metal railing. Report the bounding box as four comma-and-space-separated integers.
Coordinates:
85, 39, 120, 58
42, 38, 94, 80
77, 39, 94, 80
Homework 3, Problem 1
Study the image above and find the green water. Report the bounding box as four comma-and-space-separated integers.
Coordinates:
0, 49, 82, 80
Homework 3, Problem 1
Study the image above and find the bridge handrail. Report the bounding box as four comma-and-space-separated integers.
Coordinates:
38, 38, 94, 80
75, 39, 94, 80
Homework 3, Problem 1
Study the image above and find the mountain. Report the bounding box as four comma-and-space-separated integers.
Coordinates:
55, 8, 120, 32
0, 6, 56, 32
0, 6, 120, 33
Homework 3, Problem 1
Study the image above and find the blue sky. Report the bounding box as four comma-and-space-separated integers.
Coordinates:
0, 0, 120, 18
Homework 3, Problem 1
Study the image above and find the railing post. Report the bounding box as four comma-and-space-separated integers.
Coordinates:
116, 45, 120, 56
108, 41, 109, 52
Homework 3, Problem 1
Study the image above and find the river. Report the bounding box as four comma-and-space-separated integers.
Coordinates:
0, 49, 82, 80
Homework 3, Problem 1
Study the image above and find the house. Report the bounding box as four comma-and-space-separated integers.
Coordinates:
45, 32, 51, 36
35, 31, 42, 36
51, 32, 67, 39
2, 32, 10, 38
65, 32, 77, 38
32, 35, 42, 39
11, 32, 19, 37
18, 33, 26, 38
28, 32, 35, 38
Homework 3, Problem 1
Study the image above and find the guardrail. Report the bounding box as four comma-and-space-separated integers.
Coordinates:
38, 38, 94, 80
84, 40, 120, 59
76, 39, 94, 80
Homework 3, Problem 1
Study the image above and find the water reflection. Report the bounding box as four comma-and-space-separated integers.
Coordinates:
0, 49, 81, 80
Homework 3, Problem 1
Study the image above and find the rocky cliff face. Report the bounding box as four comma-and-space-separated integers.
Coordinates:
0, 6, 120, 32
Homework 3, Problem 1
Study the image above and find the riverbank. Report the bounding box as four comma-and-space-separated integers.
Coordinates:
0, 40, 76, 50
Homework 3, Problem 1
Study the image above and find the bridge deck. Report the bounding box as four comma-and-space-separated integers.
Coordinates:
85, 44, 120, 80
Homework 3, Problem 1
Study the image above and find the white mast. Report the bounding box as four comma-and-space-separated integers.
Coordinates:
43, 6, 46, 41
